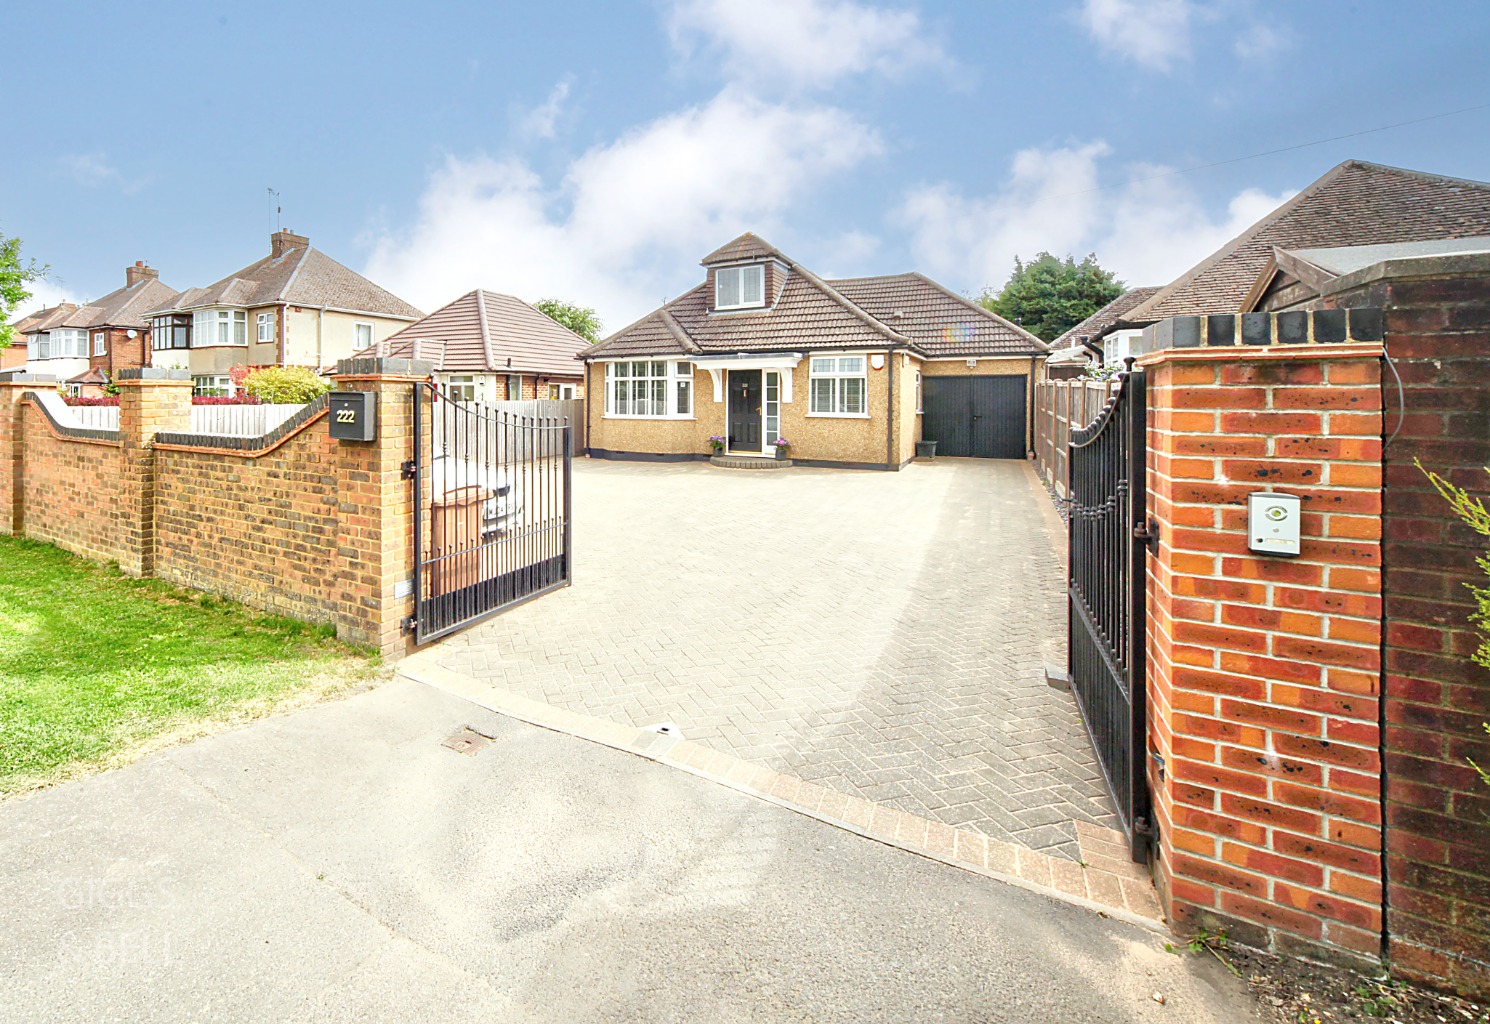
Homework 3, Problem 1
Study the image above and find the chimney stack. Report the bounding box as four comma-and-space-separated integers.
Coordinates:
126, 260, 159, 287
271, 229, 310, 259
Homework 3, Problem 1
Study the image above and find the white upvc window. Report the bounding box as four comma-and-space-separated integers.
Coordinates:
809, 355, 867, 416
915, 371, 923, 413
605, 360, 694, 418
44, 329, 89, 359
257, 311, 275, 344
714, 265, 765, 310
192, 375, 233, 397
192, 308, 248, 346
29, 334, 47, 360
353, 321, 374, 349
93, 331, 106, 356
446, 374, 477, 401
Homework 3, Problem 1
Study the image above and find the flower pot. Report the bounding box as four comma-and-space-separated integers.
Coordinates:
774, 448, 791, 461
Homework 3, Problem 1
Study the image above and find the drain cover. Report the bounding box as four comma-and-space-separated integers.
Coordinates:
441, 727, 492, 755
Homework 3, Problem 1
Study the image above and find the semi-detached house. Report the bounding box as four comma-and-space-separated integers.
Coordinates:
146, 229, 422, 394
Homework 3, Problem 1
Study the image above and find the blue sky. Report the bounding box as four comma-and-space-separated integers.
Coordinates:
7, 0, 1488, 331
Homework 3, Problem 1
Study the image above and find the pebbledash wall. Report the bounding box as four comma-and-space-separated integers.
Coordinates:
1135, 260, 1490, 998
0, 359, 429, 660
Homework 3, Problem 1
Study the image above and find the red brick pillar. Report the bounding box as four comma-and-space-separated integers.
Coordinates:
328, 357, 430, 660
115, 368, 192, 577
0, 372, 51, 536
1142, 311, 1386, 965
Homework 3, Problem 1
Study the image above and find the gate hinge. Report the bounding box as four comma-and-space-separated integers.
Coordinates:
1133, 518, 1159, 556
401, 615, 417, 635
400, 459, 417, 480
1134, 816, 1154, 836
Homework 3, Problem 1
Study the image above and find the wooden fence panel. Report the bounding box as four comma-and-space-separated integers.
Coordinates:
1033, 378, 1116, 499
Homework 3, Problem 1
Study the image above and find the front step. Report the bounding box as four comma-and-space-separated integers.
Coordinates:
709, 455, 793, 470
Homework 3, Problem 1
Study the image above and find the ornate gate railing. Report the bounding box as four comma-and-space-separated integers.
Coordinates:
408, 383, 572, 644
1068, 363, 1151, 862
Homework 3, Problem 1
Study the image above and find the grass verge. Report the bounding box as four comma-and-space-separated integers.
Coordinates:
0, 536, 383, 797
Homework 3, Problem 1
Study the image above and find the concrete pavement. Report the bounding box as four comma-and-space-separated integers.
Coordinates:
0, 679, 1258, 1023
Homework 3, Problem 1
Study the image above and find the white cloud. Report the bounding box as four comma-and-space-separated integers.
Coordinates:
899, 142, 1110, 292
364, 88, 882, 330
667, 0, 944, 90
897, 142, 1297, 294
63, 153, 149, 195
518, 77, 573, 140
1077, 0, 1194, 71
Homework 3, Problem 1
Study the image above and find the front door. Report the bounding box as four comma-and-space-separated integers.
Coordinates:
728, 370, 762, 452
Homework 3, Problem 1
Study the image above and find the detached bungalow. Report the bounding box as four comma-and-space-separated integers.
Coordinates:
581, 234, 1048, 469
358, 289, 587, 401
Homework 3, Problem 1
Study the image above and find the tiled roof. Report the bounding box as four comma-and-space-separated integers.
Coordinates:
151, 245, 422, 320
60, 278, 180, 331
585, 241, 1047, 360
1051, 286, 1161, 348
359, 289, 587, 376
1126, 160, 1490, 325
11, 303, 78, 335
828, 273, 1047, 356
700, 232, 788, 266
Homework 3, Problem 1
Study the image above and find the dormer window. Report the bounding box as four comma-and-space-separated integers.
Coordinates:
715, 264, 765, 310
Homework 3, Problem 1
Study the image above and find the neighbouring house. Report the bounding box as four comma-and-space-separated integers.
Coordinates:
1242, 235, 1490, 311
1100, 160, 1490, 343
356, 289, 587, 401
52, 262, 180, 395
146, 229, 423, 395
580, 233, 1048, 467
8, 303, 77, 373
1044, 286, 1161, 376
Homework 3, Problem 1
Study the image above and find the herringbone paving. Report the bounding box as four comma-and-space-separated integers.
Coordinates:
431, 457, 1118, 859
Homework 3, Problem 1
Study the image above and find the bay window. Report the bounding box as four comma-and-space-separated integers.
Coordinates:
191, 308, 248, 346
152, 314, 191, 350
37, 329, 89, 359
605, 360, 694, 418
809, 356, 867, 415
192, 375, 233, 397
714, 265, 765, 310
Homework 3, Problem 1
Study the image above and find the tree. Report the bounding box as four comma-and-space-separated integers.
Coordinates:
0, 230, 48, 348
534, 298, 602, 344
978, 252, 1124, 343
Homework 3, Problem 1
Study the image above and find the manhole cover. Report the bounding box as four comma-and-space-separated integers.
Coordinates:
441, 727, 492, 755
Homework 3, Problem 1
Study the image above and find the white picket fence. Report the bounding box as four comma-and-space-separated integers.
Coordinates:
64, 403, 307, 437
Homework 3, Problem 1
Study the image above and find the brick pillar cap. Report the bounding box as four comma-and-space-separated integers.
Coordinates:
116, 368, 191, 382
332, 356, 434, 377
0, 371, 59, 383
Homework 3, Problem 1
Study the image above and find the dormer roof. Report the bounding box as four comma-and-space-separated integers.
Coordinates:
700, 233, 789, 267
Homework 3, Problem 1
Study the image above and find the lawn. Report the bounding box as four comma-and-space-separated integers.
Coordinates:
0, 536, 381, 796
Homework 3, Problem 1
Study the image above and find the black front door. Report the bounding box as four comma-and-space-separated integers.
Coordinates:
728, 370, 762, 452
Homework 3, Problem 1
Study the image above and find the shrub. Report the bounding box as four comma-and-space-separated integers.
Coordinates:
192, 394, 261, 405
62, 395, 119, 406
241, 366, 330, 404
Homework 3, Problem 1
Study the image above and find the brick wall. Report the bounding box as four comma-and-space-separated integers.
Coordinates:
19, 403, 126, 564
1316, 264, 1490, 995
1141, 315, 1387, 965
154, 416, 340, 626
0, 362, 429, 659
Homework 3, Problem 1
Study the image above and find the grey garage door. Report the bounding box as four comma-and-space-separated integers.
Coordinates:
922, 375, 1027, 459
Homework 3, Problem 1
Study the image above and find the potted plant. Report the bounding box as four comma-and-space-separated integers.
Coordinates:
772, 437, 792, 461
708, 435, 726, 454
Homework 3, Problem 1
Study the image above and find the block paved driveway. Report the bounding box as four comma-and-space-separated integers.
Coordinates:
432, 457, 1119, 859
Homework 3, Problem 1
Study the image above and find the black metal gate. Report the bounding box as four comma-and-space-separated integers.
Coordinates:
922, 375, 1027, 459
408, 382, 572, 644
1067, 364, 1151, 862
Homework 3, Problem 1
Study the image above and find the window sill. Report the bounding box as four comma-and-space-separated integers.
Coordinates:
602, 414, 696, 421
805, 412, 871, 419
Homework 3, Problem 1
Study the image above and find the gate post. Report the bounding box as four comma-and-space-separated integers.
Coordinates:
328, 357, 432, 660
1140, 312, 1386, 966
116, 368, 193, 577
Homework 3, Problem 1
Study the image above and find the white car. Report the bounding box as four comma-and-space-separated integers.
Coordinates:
426, 454, 522, 540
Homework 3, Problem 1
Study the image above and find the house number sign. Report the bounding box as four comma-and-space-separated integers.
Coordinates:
328, 391, 378, 442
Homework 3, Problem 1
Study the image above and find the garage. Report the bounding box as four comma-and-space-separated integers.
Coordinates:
922, 375, 1028, 459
